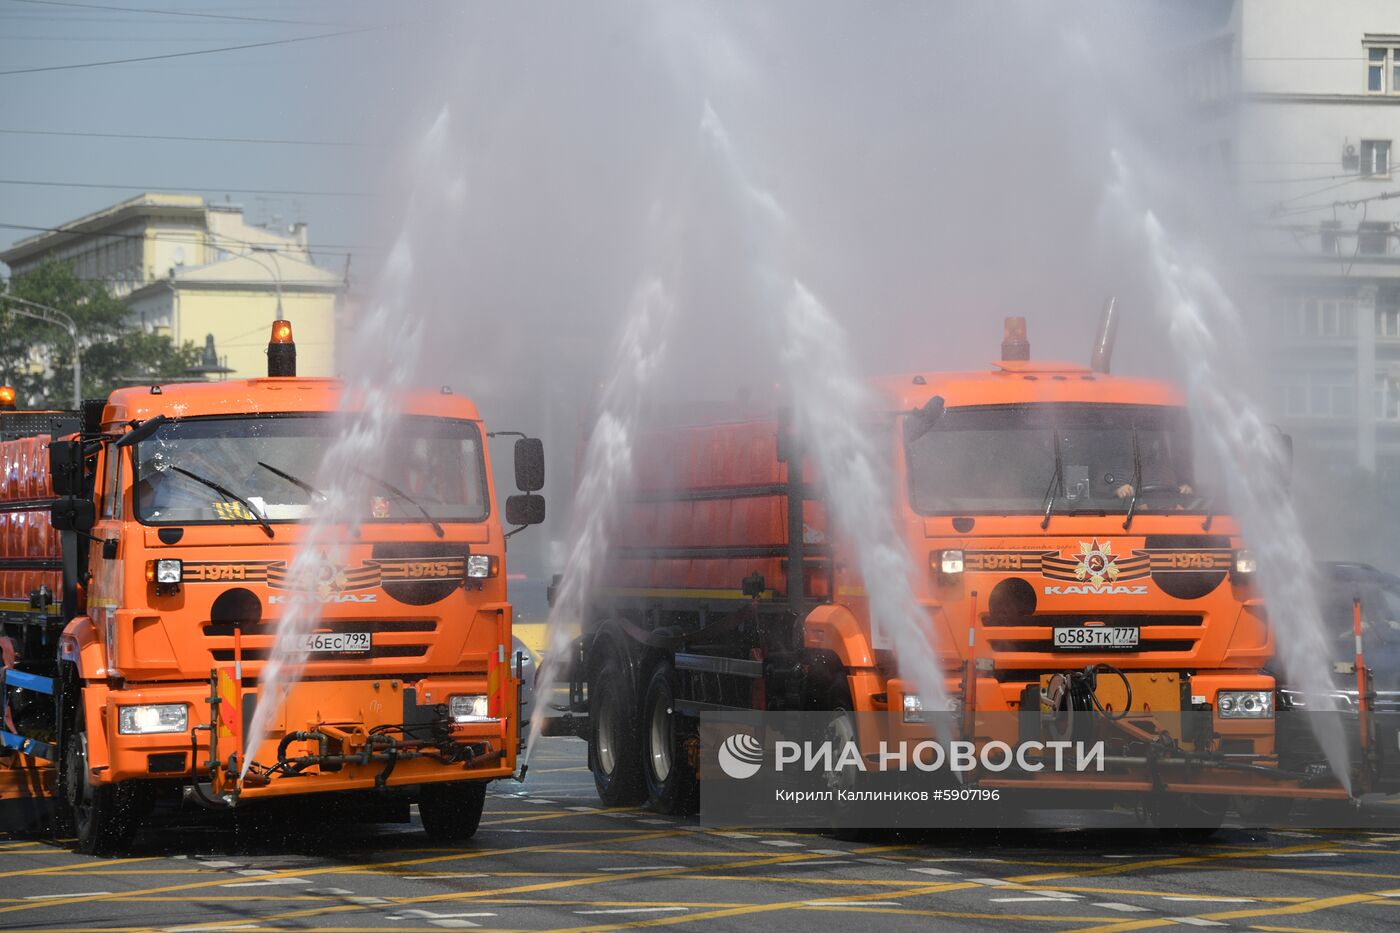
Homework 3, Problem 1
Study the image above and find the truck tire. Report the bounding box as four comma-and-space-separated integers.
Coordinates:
1154, 793, 1226, 841
62, 702, 142, 855
822, 681, 871, 842
641, 661, 697, 815
419, 780, 487, 842
589, 649, 645, 806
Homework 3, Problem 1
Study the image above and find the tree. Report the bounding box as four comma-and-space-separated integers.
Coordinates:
0, 259, 201, 408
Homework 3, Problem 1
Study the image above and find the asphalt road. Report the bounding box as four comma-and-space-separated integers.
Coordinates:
3, 736, 1400, 933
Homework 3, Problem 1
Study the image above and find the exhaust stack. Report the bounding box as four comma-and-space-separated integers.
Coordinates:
1090, 296, 1118, 374
1001, 316, 1030, 361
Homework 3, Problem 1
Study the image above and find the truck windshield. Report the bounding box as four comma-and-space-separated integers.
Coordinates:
906, 403, 1199, 516
133, 415, 489, 525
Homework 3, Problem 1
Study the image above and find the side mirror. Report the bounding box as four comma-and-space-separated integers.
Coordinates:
48, 440, 82, 496
506, 493, 546, 527
50, 497, 96, 533
903, 395, 946, 446
514, 437, 545, 492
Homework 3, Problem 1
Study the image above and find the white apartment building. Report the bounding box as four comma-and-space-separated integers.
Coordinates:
1194, 0, 1400, 481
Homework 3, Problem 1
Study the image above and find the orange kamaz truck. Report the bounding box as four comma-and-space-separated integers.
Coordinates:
553, 314, 1361, 829
0, 323, 545, 853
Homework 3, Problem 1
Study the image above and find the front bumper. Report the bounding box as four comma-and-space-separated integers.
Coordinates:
98, 676, 518, 798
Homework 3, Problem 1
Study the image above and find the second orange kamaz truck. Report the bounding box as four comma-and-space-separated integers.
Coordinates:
0, 322, 546, 852
552, 312, 1360, 830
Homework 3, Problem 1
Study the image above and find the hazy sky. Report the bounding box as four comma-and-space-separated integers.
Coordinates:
0, 0, 403, 277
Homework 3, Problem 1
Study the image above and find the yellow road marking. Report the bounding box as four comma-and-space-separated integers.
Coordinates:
797, 904, 1123, 922
0, 856, 156, 880
150, 849, 955, 932
1062, 889, 1400, 933
0, 823, 678, 918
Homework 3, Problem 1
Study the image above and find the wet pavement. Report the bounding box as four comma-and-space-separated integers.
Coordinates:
3, 736, 1400, 932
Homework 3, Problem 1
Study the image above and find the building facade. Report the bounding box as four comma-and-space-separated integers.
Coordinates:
0, 194, 344, 379
1192, 0, 1400, 486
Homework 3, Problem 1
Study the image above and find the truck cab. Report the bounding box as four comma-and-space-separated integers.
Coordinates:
2, 322, 546, 852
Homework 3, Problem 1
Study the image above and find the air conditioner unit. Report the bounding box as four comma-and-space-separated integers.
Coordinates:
1344, 141, 1360, 172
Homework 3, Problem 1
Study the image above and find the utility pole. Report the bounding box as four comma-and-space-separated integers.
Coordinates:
2, 295, 82, 409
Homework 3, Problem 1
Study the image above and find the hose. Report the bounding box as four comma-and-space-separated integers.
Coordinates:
1084, 663, 1132, 721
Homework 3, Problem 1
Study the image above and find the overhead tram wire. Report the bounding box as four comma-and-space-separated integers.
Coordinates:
0, 128, 370, 147
0, 26, 381, 76
4, 0, 355, 27
0, 222, 366, 262
0, 179, 370, 198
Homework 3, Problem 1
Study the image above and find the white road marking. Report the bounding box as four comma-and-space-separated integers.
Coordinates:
1163, 896, 1255, 904
399, 874, 489, 881
808, 849, 849, 856
197, 860, 240, 869
166, 925, 263, 932
1094, 903, 1152, 913
220, 878, 311, 888
970, 877, 1017, 886
599, 866, 683, 872
804, 901, 903, 908
712, 831, 757, 838
759, 839, 806, 847
919, 857, 1005, 863
232, 868, 276, 875
575, 907, 690, 915
780, 860, 849, 867
1172, 919, 1225, 927
566, 806, 600, 812
348, 896, 390, 905
24, 892, 112, 900
306, 887, 354, 895
1266, 852, 1340, 858
638, 819, 672, 825
857, 857, 897, 864
909, 867, 961, 877
991, 896, 1074, 904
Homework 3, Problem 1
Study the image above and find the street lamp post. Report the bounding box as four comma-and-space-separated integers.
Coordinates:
247, 245, 285, 320
2, 295, 81, 409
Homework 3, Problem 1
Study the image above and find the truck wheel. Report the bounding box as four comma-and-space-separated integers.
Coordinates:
62, 703, 141, 855
1232, 794, 1294, 826
823, 681, 872, 842
419, 781, 487, 842
589, 650, 645, 806
1154, 793, 1227, 841
641, 661, 697, 815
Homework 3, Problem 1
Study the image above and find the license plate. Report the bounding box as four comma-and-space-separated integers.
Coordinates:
1052, 626, 1139, 650
299, 631, 371, 654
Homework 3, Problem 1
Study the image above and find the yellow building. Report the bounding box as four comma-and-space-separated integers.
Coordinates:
0, 193, 344, 379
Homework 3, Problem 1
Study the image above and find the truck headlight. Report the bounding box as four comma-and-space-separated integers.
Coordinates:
118, 703, 189, 734
449, 694, 494, 723
145, 558, 183, 584
1233, 550, 1256, 576
937, 549, 965, 576
1217, 690, 1273, 719
466, 555, 492, 579
903, 694, 925, 723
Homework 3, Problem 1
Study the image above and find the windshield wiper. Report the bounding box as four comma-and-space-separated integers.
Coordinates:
1040, 432, 1065, 530
168, 465, 274, 538
257, 460, 324, 501
1122, 424, 1143, 531
355, 468, 445, 538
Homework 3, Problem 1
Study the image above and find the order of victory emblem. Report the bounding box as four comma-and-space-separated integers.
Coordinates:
1074, 538, 1120, 586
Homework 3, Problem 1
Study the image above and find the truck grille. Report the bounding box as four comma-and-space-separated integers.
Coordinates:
202, 619, 437, 664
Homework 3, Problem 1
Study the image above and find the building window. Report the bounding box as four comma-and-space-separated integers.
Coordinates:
1362, 139, 1391, 176
1282, 372, 1357, 417
1379, 375, 1400, 420
1378, 307, 1400, 338
1321, 221, 1341, 254
1361, 222, 1392, 254
1366, 45, 1400, 93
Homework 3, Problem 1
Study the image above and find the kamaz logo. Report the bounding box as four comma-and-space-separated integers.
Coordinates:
1044, 584, 1148, 596
268, 593, 379, 604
